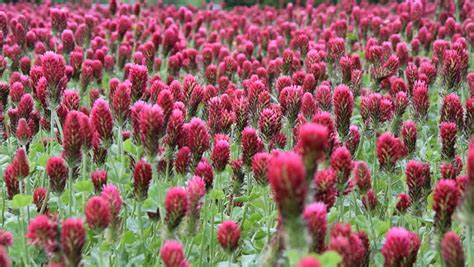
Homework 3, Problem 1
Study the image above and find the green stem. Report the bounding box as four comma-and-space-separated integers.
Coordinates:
339, 196, 344, 221
468, 225, 473, 267
198, 198, 207, 267
137, 201, 145, 253
68, 167, 74, 217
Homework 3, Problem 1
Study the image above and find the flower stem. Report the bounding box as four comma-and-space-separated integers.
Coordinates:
68, 167, 74, 217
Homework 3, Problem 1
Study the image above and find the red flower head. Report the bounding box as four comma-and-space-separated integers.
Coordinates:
303, 202, 327, 253
279, 85, 303, 126
188, 118, 210, 166
241, 127, 264, 166
101, 184, 122, 226
354, 161, 372, 193
10, 82, 23, 104
441, 93, 464, 127
440, 163, 457, 180
0, 247, 10, 267
442, 50, 462, 91
381, 227, 420, 267
160, 240, 188, 267
440, 122, 457, 160
258, 107, 282, 143
339, 56, 352, 83
63, 111, 83, 167
112, 82, 131, 126
61, 30, 74, 54
79, 113, 93, 151
33, 187, 48, 213
0, 229, 13, 247
333, 84, 354, 139
362, 189, 378, 211
252, 152, 272, 185
330, 146, 353, 194
268, 152, 307, 219
217, 220, 241, 252
297, 256, 321, 267
346, 125, 360, 156
194, 158, 214, 190
41, 51, 66, 104
91, 170, 107, 194
27, 215, 58, 249
4, 165, 19, 199
314, 84, 332, 112
186, 176, 206, 218
139, 104, 164, 158
175, 146, 191, 175
12, 147, 29, 180
412, 81, 429, 121
401, 121, 417, 154
441, 231, 465, 267
61, 218, 85, 267
297, 123, 328, 178
328, 228, 366, 267
376, 133, 406, 172
85, 196, 110, 231
301, 92, 318, 120
465, 98, 474, 137
405, 160, 430, 213
46, 156, 68, 194
18, 93, 34, 118
211, 139, 230, 173
91, 99, 113, 147
165, 109, 185, 149
133, 159, 152, 201
61, 90, 80, 112
16, 118, 31, 145
327, 37, 345, 63
314, 169, 337, 209
165, 187, 188, 231
433, 179, 459, 233
129, 64, 148, 102
396, 193, 412, 214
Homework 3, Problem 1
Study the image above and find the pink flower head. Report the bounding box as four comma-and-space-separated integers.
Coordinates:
160, 240, 188, 267
258, 107, 282, 143
382, 227, 420, 267
41, 51, 66, 104
433, 179, 459, 233
15, 118, 31, 146
0, 247, 10, 267
85, 196, 110, 231
175, 146, 191, 175
405, 160, 431, 214
333, 84, 354, 139
376, 133, 406, 172
315, 84, 332, 112
268, 152, 307, 219
303, 202, 327, 253
139, 104, 164, 158
279, 85, 303, 125
194, 158, 214, 190
441, 93, 464, 128
133, 159, 152, 201
27, 215, 58, 249
297, 256, 321, 267
186, 176, 206, 218
442, 49, 462, 91
0, 229, 13, 247
362, 189, 378, 211
165, 187, 188, 230
441, 231, 464, 267
101, 184, 123, 225
216, 220, 242, 254
61, 218, 85, 267
297, 123, 328, 177
12, 147, 29, 180
346, 125, 360, 156
46, 156, 68, 194
91, 170, 107, 194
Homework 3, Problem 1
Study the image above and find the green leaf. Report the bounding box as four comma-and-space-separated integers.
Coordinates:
11, 194, 33, 209
208, 189, 225, 200
121, 231, 137, 245
123, 139, 137, 155
75, 180, 93, 193
315, 251, 342, 267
